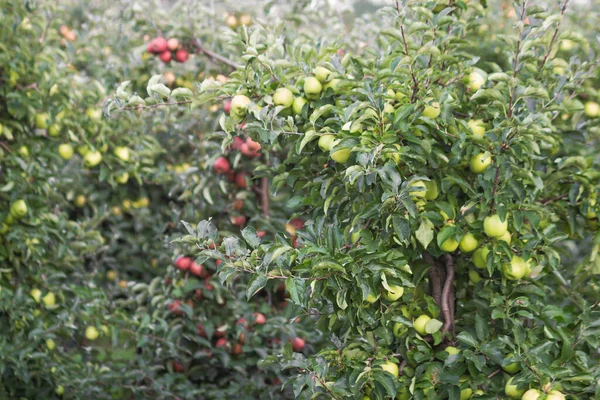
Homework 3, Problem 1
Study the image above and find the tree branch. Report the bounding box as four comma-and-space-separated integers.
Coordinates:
441, 254, 455, 336
260, 177, 270, 218
539, 0, 570, 70
508, 0, 528, 118
191, 39, 240, 69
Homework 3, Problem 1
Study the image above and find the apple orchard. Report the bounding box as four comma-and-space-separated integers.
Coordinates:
1, 0, 600, 399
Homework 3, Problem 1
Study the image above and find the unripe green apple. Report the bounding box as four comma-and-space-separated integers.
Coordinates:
560, 39, 574, 51
230, 94, 251, 120
441, 238, 459, 252
472, 246, 491, 269
30, 288, 42, 303
84, 151, 103, 167
460, 388, 473, 400
413, 314, 431, 335
408, 180, 427, 198
304, 77, 322, 100
384, 144, 402, 164
547, 390, 565, 400
18, 146, 29, 158
521, 389, 540, 400
383, 285, 404, 301
393, 322, 407, 337
85, 326, 99, 341
46, 338, 56, 351
445, 346, 460, 355
58, 144, 74, 160
467, 119, 485, 139
115, 173, 129, 184
498, 231, 512, 244
48, 124, 60, 137
424, 180, 438, 200
78, 145, 90, 156
468, 71, 485, 91
42, 292, 56, 307
470, 152, 492, 173
9, 199, 28, 220
273, 88, 294, 108
584, 101, 599, 118
502, 353, 521, 374
505, 377, 525, 398
396, 387, 410, 400
483, 214, 508, 237
422, 100, 440, 119
383, 102, 395, 115
323, 79, 340, 93
503, 256, 528, 280
292, 97, 308, 115
365, 293, 379, 303
318, 135, 335, 152
114, 146, 130, 162
331, 148, 350, 163
55, 385, 64, 396
314, 66, 331, 84
35, 113, 49, 129
459, 233, 478, 252
468, 269, 482, 284
474, 389, 484, 396
380, 360, 398, 378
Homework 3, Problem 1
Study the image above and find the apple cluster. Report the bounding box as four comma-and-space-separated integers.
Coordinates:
147, 37, 190, 64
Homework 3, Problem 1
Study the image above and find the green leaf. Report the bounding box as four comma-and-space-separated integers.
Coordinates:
416, 219, 434, 249
425, 318, 443, 334
241, 226, 260, 248
457, 331, 479, 348
246, 274, 268, 300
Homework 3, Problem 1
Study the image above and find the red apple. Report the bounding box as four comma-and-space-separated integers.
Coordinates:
215, 338, 228, 348
148, 37, 168, 54
159, 51, 172, 63
235, 173, 248, 189
173, 361, 185, 372
167, 38, 179, 51
204, 279, 215, 291
253, 312, 266, 325
230, 215, 247, 227
189, 261, 204, 277
197, 324, 207, 337
174, 256, 192, 271
214, 157, 231, 174
216, 259, 223, 268
290, 337, 305, 352
246, 137, 261, 152
168, 300, 183, 316
232, 199, 244, 210
213, 325, 226, 338
290, 218, 304, 230
231, 136, 244, 150
224, 100, 232, 114
232, 343, 243, 355
194, 289, 203, 301
175, 49, 189, 63
257, 231, 267, 238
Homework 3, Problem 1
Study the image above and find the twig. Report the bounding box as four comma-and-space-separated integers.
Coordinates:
539, 1, 571, 70
260, 177, 270, 218
312, 371, 339, 400
395, 0, 419, 102
487, 369, 502, 379
540, 193, 568, 205
489, 164, 501, 213
114, 100, 193, 112
191, 39, 240, 69
441, 254, 455, 335
508, 1, 528, 118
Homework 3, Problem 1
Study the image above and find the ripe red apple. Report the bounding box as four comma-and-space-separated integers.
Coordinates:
215, 259, 223, 268
224, 100, 232, 114
230, 215, 247, 227
194, 289, 203, 301
204, 279, 215, 291
257, 230, 267, 238
168, 300, 183, 316
232, 343, 243, 355
159, 51, 172, 63
237, 317, 248, 328
148, 37, 168, 54
167, 38, 179, 51
253, 312, 266, 325
173, 361, 185, 372
235, 173, 248, 189
174, 256, 192, 271
215, 338, 228, 348
290, 337, 305, 352
214, 157, 231, 174
246, 137, 261, 152
232, 199, 244, 210
175, 49, 189, 63
290, 218, 304, 230
197, 324, 207, 337
189, 261, 204, 277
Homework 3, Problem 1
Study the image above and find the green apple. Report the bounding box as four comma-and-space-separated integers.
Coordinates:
445, 346, 460, 355
230, 94, 251, 120
46, 338, 56, 351
502, 353, 521, 374
424, 180, 438, 200
467, 119, 485, 139
42, 292, 56, 307
468, 269, 482, 284
35, 113, 49, 129
55, 385, 64, 396
459, 233, 478, 252
383, 102, 395, 115
365, 293, 379, 303
86, 107, 102, 120
470, 152, 492, 173
115, 172, 129, 184
331, 148, 350, 163
472, 246, 491, 269
318, 135, 335, 152
384, 144, 402, 164
84, 151, 102, 167
393, 322, 407, 338
48, 124, 60, 137
521, 389, 540, 400
498, 231, 512, 244
58, 144, 74, 160
77, 145, 90, 156
18, 146, 29, 158
505, 377, 525, 398
323, 79, 340, 93
422, 100, 440, 119
304, 77, 322, 100
584, 101, 599, 118
396, 387, 410, 400
413, 314, 431, 335
85, 326, 99, 341
441, 237, 459, 252
560, 39, 574, 51
547, 390, 565, 400
384, 285, 404, 301
30, 288, 42, 303
380, 360, 398, 378
114, 146, 130, 162
468, 71, 485, 91
292, 97, 308, 115
460, 388, 473, 400
503, 256, 528, 280
484, 214, 508, 237
273, 88, 294, 108
9, 199, 28, 220
314, 66, 331, 83
408, 180, 427, 198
